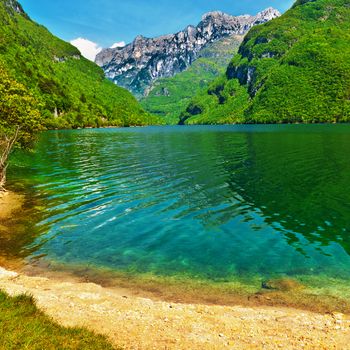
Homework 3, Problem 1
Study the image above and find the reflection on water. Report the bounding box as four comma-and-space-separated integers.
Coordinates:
5, 125, 350, 284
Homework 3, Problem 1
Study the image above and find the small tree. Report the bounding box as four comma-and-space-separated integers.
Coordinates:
0, 64, 42, 192
0, 127, 19, 191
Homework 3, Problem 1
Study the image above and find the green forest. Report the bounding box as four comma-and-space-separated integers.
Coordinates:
2, 0, 350, 130
180, 0, 350, 124
0, 0, 159, 131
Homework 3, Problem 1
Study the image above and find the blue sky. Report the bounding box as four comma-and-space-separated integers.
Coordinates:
20, 0, 294, 46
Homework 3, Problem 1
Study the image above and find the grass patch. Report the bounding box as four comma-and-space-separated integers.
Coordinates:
0, 290, 116, 350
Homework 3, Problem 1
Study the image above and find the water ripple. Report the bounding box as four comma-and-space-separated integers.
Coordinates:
8, 125, 350, 281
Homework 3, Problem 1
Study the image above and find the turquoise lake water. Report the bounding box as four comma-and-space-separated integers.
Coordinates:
6, 125, 350, 290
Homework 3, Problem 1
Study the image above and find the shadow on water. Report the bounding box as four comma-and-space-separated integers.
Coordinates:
225, 130, 350, 257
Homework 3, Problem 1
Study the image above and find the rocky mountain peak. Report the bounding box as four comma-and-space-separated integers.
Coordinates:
134, 35, 146, 42
255, 7, 281, 22
96, 8, 281, 98
201, 11, 227, 21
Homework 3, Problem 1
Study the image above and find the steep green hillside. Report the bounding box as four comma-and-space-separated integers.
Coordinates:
0, 0, 158, 128
181, 0, 350, 124
140, 35, 242, 124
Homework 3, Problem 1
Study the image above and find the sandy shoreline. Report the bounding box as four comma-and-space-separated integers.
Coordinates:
0, 267, 350, 350
1, 191, 350, 349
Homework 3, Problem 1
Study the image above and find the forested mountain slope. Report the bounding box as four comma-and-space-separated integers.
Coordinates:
181, 0, 350, 125
0, 0, 158, 128
140, 35, 243, 124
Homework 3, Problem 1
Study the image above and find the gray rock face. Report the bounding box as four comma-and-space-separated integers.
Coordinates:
4, 0, 25, 15
96, 7, 281, 98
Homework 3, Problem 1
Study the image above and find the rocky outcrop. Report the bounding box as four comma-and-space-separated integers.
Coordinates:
96, 8, 281, 97
3, 0, 26, 15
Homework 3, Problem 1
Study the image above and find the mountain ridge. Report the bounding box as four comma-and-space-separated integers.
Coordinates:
180, 0, 350, 125
140, 34, 243, 124
96, 8, 281, 98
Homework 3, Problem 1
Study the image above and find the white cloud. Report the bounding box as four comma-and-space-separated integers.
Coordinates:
110, 41, 126, 49
70, 38, 102, 61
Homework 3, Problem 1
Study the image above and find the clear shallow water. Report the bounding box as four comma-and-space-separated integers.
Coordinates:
6, 125, 350, 288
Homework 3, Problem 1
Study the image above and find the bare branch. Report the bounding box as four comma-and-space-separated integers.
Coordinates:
0, 126, 20, 192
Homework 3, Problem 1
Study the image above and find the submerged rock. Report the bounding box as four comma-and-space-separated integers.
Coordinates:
261, 278, 305, 291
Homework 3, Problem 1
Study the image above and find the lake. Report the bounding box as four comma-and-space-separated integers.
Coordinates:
5, 125, 350, 309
